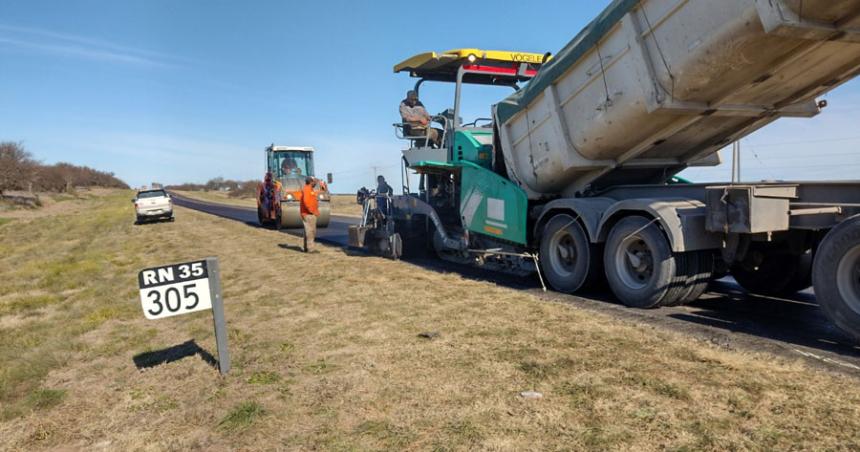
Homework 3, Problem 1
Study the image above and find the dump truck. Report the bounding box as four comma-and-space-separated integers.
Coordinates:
349, 0, 860, 341
256, 144, 331, 229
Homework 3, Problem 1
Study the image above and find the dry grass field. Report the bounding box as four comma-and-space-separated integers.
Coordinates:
1, 190, 859, 450
173, 190, 362, 217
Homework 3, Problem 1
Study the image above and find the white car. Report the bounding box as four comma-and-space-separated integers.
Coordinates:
134, 189, 174, 224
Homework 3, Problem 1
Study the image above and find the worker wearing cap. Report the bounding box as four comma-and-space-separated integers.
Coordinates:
400, 90, 442, 148
299, 177, 320, 253
376, 175, 393, 213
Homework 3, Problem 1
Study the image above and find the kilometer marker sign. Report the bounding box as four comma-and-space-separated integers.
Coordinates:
138, 260, 212, 319
137, 257, 230, 375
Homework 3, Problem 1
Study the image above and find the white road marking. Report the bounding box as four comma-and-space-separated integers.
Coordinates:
792, 348, 860, 371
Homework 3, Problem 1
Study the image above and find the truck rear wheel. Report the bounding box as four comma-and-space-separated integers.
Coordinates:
604, 216, 682, 308
731, 245, 812, 296
665, 251, 714, 307
539, 214, 601, 293
813, 215, 860, 342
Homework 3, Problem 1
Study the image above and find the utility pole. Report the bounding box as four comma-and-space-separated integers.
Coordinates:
731, 141, 742, 183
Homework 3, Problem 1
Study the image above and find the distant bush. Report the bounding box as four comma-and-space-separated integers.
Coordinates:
0, 142, 128, 195
168, 177, 259, 199
228, 180, 258, 198
167, 182, 206, 192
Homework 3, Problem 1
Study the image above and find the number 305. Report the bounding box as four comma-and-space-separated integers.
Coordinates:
146, 284, 199, 315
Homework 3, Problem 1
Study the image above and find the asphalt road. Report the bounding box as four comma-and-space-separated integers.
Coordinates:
171, 192, 860, 375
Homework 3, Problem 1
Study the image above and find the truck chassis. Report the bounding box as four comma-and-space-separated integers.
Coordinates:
366, 172, 860, 342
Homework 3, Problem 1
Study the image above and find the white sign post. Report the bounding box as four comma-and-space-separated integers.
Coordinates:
138, 257, 230, 375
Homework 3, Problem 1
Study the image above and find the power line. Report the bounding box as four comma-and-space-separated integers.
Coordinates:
747, 151, 860, 158
692, 162, 860, 171
744, 136, 860, 148
327, 163, 399, 176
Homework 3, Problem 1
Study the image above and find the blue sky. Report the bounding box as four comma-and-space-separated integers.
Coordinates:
1, 1, 859, 192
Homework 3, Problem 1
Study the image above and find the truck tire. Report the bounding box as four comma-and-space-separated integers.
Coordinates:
666, 251, 714, 307
813, 215, 860, 342
539, 214, 601, 293
731, 245, 812, 296
604, 216, 681, 308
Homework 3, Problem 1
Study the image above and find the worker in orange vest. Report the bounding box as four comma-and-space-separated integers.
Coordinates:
299, 176, 321, 253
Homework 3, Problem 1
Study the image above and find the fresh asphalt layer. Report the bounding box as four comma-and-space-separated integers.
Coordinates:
170, 192, 860, 376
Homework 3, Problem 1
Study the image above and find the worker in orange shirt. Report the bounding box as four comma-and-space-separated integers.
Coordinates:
299, 176, 321, 253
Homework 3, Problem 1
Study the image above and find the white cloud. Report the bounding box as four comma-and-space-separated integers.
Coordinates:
0, 24, 184, 68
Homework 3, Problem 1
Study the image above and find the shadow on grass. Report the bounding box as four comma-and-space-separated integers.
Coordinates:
277, 243, 306, 252
133, 340, 218, 370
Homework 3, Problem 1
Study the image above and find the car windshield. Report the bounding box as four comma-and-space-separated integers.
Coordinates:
274, 151, 313, 178
137, 190, 167, 199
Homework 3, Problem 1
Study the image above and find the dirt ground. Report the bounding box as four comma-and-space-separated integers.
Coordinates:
173, 190, 362, 217
1, 191, 859, 450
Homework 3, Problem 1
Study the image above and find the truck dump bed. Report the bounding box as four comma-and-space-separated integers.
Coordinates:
496, 0, 860, 199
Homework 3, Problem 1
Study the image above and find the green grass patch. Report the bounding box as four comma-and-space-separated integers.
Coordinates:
444, 419, 484, 448
279, 341, 295, 354
355, 420, 414, 449
0, 294, 62, 315
0, 344, 66, 401
3, 388, 68, 420
25, 388, 67, 411
518, 357, 576, 382
0, 217, 12, 227
248, 371, 281, 385
41, 258, 102, 292
219, 401, 265, 432
622, 374, 691, 401
558, 381, 610, 409
304, 360, 336, 375
83, 305, 125, 330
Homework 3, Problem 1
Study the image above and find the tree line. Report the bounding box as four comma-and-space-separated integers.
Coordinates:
0, 142, 129, 195
167, 177, 258, 198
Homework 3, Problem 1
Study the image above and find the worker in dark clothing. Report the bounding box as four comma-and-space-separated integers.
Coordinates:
376, 175, 393, 214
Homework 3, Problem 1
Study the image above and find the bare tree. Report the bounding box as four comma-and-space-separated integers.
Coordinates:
0, 142, 36, 196
1, 142, 129, 195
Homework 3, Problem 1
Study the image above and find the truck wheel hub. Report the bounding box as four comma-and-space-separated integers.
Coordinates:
617, 238, 653, 289
550, 231, 578, 275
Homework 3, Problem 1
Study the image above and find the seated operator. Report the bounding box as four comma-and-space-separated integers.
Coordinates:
399, 90, 443, 148
281, 157, 302, 176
